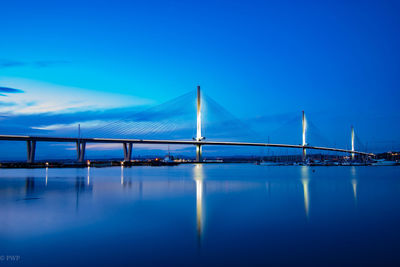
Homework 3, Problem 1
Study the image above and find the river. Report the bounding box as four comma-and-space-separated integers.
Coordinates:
1, 164, 400, 266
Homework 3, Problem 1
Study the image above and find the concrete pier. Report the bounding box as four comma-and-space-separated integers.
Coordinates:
76, 141, 86, 163
123, 143, 133, 161
26, 140, 36, 163
196, 144, 202, 162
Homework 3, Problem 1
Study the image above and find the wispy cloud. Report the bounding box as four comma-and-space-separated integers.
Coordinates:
0, 86, 24, 94
34, 60, 70, 68
0, 78, 152, 114
31, 121, 101, 131
0, 102, 17, 107
0, 59, 69, 69
0, 59, 26, 68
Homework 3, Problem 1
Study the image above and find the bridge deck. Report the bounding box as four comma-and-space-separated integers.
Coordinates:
0, 135, 374, 156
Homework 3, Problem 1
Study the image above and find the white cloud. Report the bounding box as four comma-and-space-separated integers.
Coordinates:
0, 77, 152, 114
31, 120, 105, 130
31, 120, 191, 134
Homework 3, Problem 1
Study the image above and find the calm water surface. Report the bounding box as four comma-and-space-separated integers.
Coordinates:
1, 164, 400, 266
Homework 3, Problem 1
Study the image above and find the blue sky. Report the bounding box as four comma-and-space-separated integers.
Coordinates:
1, 0, 400, 159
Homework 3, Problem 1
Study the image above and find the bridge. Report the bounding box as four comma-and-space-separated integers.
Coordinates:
0, 86, 374, 163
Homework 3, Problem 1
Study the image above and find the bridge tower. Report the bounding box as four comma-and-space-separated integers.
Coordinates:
351, 126, 355, 160
196, 85, 203, 162
302, 111, 307, 162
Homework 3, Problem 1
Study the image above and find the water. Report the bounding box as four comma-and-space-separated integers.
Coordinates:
1, 164, 400, 266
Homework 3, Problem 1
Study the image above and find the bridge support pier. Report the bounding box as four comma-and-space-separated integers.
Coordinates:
26, 140, 36, 163
196, 144, 202, 162
76, 141, 86, 163
123, 143, 133, 161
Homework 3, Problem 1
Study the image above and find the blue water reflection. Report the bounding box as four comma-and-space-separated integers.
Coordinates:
1, 164, 400, 266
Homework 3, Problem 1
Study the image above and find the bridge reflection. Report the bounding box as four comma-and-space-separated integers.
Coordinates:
194, 164, 204, 244
0, 165, 369, 239
351, 166, 358, 205
301, 166, 310, 220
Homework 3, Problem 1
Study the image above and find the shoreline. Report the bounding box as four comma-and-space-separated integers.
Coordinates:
0, 161, 398, 169
0, 160, 248, 169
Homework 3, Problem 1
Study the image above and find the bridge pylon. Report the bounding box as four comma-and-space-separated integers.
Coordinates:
351, 126, 355, 160
302, 111, 307, 162
195, 85, 204, 162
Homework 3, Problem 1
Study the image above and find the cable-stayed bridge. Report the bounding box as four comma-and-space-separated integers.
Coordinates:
0, 86, 374, 163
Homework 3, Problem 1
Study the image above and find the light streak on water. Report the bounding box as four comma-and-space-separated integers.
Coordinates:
351, 166, 357, 204
194, 164, 204, 242
301, 166, 310, 219
121, 166, 124, 185
87, 167, 90, 185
